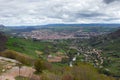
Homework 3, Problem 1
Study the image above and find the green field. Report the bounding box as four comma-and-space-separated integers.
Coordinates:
6, 37, 70, 58
7, 37, 54, 58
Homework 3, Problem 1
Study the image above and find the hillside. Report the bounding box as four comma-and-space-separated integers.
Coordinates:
109, 29, 120, 39
89, 29, 120, 77
6, 37, 64, 58
6, 29, 120, 77
0, 29, 119, 80
0, 32, 7, 51
90, 29, 120, 52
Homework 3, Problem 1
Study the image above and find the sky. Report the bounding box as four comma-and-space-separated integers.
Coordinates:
0, 0, 120, 26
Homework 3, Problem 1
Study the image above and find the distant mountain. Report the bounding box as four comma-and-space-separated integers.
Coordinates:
7, 23, 120, 28
12, 27, 37, 33
5, 24, 120, 33
0, 24, 5, 29
40, 23, 120, 28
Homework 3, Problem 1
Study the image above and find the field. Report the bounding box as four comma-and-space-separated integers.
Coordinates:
7, 37, 56, 58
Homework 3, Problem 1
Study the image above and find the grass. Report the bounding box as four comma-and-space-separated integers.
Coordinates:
6, 37, 70, 59
0, 50, 34, 66
0, 63, 3, 74
15, 76, 29, 80
90, 35, 120, 76
101, 39, 120, 76
7, 37, 53, 58
40, 62, 115, 80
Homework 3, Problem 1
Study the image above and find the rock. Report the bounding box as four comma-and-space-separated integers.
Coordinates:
69, 62, 73, 67
2, 69, 5, 72
48, 55, 52, 58
72, 57, 76, 61
6, 65, 12, 69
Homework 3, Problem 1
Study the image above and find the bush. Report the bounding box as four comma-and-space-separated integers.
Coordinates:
34, 59, 46, 73
41, 71, 61, 80
62, 73, 74, 80
61, 57, 69, 64
98, 68, 112, 76
0, 50, 34, 65
70, 63, 115, 80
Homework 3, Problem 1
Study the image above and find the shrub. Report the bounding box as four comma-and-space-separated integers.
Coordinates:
34, 59, 46, 73
41, 71, 61, 80
0, 50, 34, 65
62, 73, 74, 80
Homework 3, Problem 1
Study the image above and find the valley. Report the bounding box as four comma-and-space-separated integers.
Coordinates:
0, 24, 120, 80
0, 0, 120, 79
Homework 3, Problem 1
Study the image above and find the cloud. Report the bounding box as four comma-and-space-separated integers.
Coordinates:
0, 0, 120, 26
103, 0, 119, 4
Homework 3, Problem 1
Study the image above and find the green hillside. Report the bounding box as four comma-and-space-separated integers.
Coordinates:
6, 29, 120, 77
0, 32, 7, 51
7, 37, 54, 58
89, 29, 120, 77
1, 29, 119, 79
6, 37, 70, 59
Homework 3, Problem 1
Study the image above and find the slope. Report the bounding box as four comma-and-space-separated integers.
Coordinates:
89, 28, 120, 77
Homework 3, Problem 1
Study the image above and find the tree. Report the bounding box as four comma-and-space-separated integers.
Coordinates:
67, 49, 77, 61
34, 59, 46, 73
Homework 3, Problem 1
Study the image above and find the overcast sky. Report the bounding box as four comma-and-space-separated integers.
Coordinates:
0, 0, 120, 26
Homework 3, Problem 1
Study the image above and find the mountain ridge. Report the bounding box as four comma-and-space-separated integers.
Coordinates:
6, 23, 120, 28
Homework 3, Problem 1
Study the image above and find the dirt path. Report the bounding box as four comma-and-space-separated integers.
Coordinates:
0, 66, 36, 80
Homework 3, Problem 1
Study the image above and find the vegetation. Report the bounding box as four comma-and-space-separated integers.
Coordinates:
0, 32, 7, 51
89, 29, 120, 77
0, 50, 34, 65
7, 37, 62, 58
0, 28, 120, 80
0, 63, 3, 74
15, 76, 29, 80
34, 59, 46, 73
40, 62, 115, 80
5, 32, 120, 77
